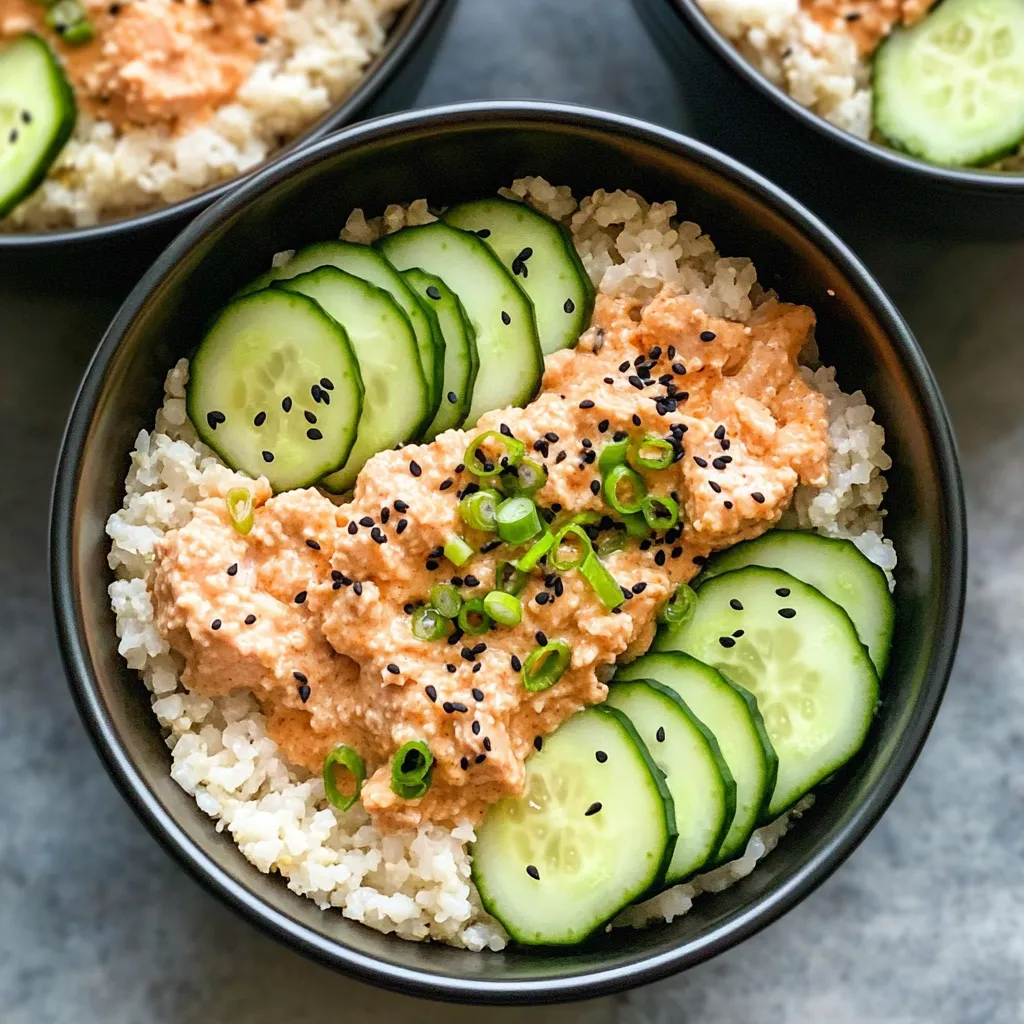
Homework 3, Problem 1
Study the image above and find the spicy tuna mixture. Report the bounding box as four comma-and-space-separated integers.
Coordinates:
150, 287, 829, 834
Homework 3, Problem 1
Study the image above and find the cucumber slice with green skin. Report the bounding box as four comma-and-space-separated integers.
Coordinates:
654, 566, 879, 818
873, 0, 1024, 167
188, 289, 363, 492
442, 197, 595, 356
604, 678, 735, 884
273, 268, 429, 494
615, 651, 778, 860
401, 268, 479, 439
699, 530, 894, 676
377, 223, 543, 428
0, 34, 76, 219
471, 705, 676, 945
239, 241, 443, 432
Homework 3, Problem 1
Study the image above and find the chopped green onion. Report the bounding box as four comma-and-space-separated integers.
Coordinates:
580, 552, 625, 609
226, 487, 254, 535
47, 0, 94, 44
550, 523, 594, 572
495, 560, 528, 596
515, 531, 555, 572
623, 512, 652, 537
429, 583, 462, 619
661, 583, 698, 628
323, 745, 365, 812
602, 463, 647, 515
642, 493, 680, 531
522, 639, 571, 693
391, 740, 434, 800
598, 437, 630, 474
444, 533, 474, 566
457, 597, 492, 635
411, 605, 448, 641
483, 589, 523, 627
496, 496, 542, 545
459, 488, 501, 532
629, 433, 675, 471
597, 531, 629, 557
464, 431, 526, 476
501, 458, 547, 497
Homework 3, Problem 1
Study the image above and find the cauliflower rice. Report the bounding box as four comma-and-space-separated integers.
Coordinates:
2, 0, 406, 231
105, 178, 895, 950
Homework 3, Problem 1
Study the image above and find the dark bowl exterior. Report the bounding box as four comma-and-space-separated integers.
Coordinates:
631, 0, 1024, 239
0, 0, 454, 281
51, 102, 965, 1004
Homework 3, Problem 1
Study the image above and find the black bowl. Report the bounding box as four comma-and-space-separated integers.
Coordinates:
51, 101, 966, 1003
631, 0, 1024, 239
0, 0, 454, 282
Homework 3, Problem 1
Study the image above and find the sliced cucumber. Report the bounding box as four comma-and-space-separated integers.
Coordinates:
239, 241, 443, 431
273, 268, 428, 494
188, 289, 363, 492
700, 530, 894, 676
616, 651, 777, 862
0, 34, 76, 219
472, 705, 676, 945
605, 679, 735, 884
443, 197, 594, 355
401, 267, 479, 439
873, 0, 1024, 166
377, 223, 543, 427
655, 567, 879, 818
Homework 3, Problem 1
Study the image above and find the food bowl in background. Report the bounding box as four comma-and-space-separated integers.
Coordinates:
51, 101, 965, 1003
630, 0, 1024, 240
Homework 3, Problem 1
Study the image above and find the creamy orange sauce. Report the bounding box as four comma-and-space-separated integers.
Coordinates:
0, 0, 283, 129
150, 287, 829, 834
800, 0, 937, 54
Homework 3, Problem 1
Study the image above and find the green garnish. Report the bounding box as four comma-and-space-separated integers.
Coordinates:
623, 511, 652, 537
483, 589, 523, 627
429, 583, 462, 619
521, 639, 571, 692
641, 493, 680, 531
515, 531, 555, 572
502, 458, 547, 497
550, 523, 593, 572
457, 597, 492, 635
496, 496, 543, 545
465, 430, 526, 476
47, 0, 94, 44
225, 487, 254, 535
444, 533, 475, 566
411, 605, 448, 641
602, 463, 647, 515
495, 560, 528, 596
598, 437, 630, 474
660, 583, 698, 628
391, 740, 434, 800
459, 488, 501, 532
322, 745, 365, 812
629, 433, 675, 471
580, 552, 626, 609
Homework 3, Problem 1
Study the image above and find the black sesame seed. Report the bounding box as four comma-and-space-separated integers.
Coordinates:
253, 410, 266, 426
396, 519, 408, 534
709, 481, 722, 494
564, 298, 575, 313
426, 285, 442, 300
311, 384, 322, 402
752, 492, 766, 504
319, 377, 334, 392
719, 636, 736, 648
655, 550, 667, 567
475, 753, 487, 764
483, 736, 492, 751
512, 655, 523, 672
526, 864, 540, 880
656, 726, 666, 743
501, 311, 511, 325
584, 802, 602, 816
535, 592, 550, 606
443, 701, 455, 713
227, 563, 238, 576
776, 588, 791, 597
298, 683, 311, 702
294, 591, 307, 604
694, 456, 708, 468
409, 461, 422, 477
712, 458, 729, 471
347, 521, 358, 535
380, 507, 390, 525
394, 499, 409, 513
472, 688, 485, 702
452, 702, 469, 713
555, 450, 567, 464
358, 516, 374, 528
590, 480, 601, 495
472, 643, 486, 655
211, 619, 222, 630
461, 756, 470, 770
439, 478, 454, 492
304, 410, 317, 425
352, 582, 363, 596
722, 439, 731, 451
206, 410, 225, 429
595, 750, 608, 763
534, 735, 542, 751
425, 685, 437, 702
426, 560, 439, 571
262, 451, 274, 463
244, 614, 256, 625
730, 599, 744, 610
733, 629, 745, 638
460, 648, 475, 662
579, 399, 595, 409
631, 582, 647, 594
446, 663, 456, 672
535, 631, 548, 647
779, 607, 797, 618
307, 428, 323, 441
464, 574, 480, 588
480, 539, 502, 554
628, 375, 644, 390
281, 396, 292, 412
386, 663, 400, 675
714, 425, 726, 440
472, 662, 482, 673
293, 670, 308, 683
700, 330, 717, 342
724, 500, 734, 509
671, 547, 682, 559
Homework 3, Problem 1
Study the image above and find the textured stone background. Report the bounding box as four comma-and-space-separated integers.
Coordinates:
3, 0, 1023, 1021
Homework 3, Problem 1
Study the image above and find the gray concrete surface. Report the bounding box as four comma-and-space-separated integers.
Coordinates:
2, 0, 1023, 1021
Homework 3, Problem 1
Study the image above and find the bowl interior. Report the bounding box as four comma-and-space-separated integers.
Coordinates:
56, 108, 964, 1000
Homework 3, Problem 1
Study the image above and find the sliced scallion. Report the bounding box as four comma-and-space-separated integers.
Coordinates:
429, 583, 462, 619
457, 597, 492, 635
391, 740, 434, 800
629, 433, 675, 471
444, 533, 475, 566
47, 0, 94, 44
496, 496, 542, 545
502, 457, 547, 497
515, 531, 555, 572
580, 552, 625, 609
602, 463, 647, 515
550, 523, 593, 572
598, 437, 630, 474
522, 639, 571, 692
660, 583, 698, 628
323, 745, 365, 812
641, 493, 680, 531
623, 512, 651, 537
483, 589, 523, 627
465, 431, 526, 476
411, 605, 448, 641
459, 488, 500, 532
226, 487, 254, 535
495, 560, 528, 596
